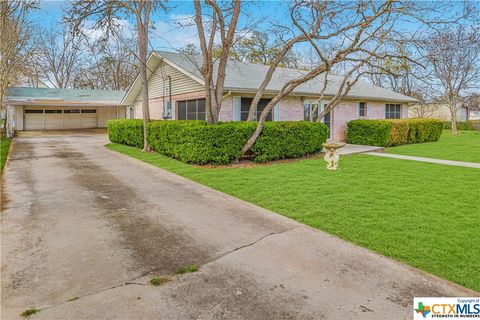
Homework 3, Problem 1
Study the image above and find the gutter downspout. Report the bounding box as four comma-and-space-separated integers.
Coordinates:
222, 90, 232, 99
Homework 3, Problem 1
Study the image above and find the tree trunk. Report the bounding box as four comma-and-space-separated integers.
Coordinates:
450, 108, 458, 134
137, 1, 151, 151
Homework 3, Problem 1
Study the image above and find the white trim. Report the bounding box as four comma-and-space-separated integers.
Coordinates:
232, 96, 241, 121
121, 52, 157, 105
274, 104, 281, 121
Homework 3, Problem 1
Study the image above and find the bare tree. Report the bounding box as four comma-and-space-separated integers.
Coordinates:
34, 26, 83, 88
66, 0, 167, 151
409, 102, 438, 118
423, 27, 480, 133
194, 0, 241, 124
77, 35, 137, 90
240, 1, 418, 154
0, 0, 37, 134
231, 30, 299, 68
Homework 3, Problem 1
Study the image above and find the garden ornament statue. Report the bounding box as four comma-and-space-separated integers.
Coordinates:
322, 142, 346, 170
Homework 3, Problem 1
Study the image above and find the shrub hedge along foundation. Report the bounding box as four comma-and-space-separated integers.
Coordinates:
347, 119, 443, 147
108, 119, 328, 164
443, 120, 480, 131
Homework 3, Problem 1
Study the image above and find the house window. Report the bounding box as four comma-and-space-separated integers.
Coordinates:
304, 102, 319, 121
304, 101, 331, 138
177, 98, 206, 120
358, 102, 367, 117
163, 100, 171, 119
385, 104, 401, 119
240, 98, 272, 121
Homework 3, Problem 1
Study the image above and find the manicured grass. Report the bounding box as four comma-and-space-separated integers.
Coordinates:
1, 136, 12, 174
107, 143, 480, 291
386, 130, 480, 163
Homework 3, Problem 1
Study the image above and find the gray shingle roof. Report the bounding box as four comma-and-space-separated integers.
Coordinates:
157, 51, 417, 103
6, 87, 125, 103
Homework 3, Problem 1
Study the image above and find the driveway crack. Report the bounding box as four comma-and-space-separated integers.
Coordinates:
203, 225, 301, 266
31, 226, 301, 314
37, 275, 151, 312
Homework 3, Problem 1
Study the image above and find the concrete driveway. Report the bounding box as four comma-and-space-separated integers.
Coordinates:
1, 132, 476, 320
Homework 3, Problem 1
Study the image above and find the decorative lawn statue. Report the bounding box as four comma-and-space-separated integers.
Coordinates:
322, 142, 346, 170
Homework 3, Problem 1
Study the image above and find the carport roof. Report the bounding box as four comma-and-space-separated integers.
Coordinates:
5, 87, 126, 106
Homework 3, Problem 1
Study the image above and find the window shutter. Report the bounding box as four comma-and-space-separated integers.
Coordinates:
274, 104, 281, 121
233, 96, 241, 121
171, 101, 176, 120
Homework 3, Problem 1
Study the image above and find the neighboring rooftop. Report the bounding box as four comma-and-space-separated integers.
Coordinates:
155, 51, 418, 103
5, 87, 126, 106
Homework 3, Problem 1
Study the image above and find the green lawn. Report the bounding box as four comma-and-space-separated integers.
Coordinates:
107, 143, 480, 291
386, 130, 480, 163
1, 136, 12, 174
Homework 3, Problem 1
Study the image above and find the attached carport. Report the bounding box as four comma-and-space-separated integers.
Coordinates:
4, 87, 128, 133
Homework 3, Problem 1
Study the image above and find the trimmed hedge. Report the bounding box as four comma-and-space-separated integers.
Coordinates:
148, 121, 254, 164
107, 119, 144, 148
347, 119, 443, 147
252, 121, 328, 163
443, 120, 480, 131
407, 119, 443, 143
346, 120, 391, 146
108, 119, 328, 164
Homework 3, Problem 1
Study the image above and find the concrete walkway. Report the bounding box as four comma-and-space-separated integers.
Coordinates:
1, 133, 477, 320
365, 152, 480, 169
337, 143, 384, 155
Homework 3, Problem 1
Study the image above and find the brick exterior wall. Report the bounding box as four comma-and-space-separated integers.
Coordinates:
133, 90, 407, 142
279, 97, 304, 121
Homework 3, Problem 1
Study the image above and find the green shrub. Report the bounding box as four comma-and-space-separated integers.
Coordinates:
148, 120, 253, 164
107, 119, 144, 148
347, 120, 391, 146
347, 119, 443, 147
109, 120, 328, 164
443, 120, 480, 131
251, 121, 328, 162
388, 120, 410, 146
407, 119, 443, 143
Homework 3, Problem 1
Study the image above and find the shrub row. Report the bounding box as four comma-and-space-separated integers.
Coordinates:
108, 120, 328, 164
443, 120, 480, 131
107, 119, 145, 148
347, 119, 443, 147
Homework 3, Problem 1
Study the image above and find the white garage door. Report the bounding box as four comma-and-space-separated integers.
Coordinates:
24, 108, 45, 130
24, 107, 98, 130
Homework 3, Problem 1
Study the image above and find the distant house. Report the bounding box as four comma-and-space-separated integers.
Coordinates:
4, 87, 127, 132
408, 102, 480, 121
122, 51, 417, 141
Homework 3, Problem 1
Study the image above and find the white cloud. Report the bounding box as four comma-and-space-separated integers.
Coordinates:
81, 18, 136, 42
150, 13, 201, 49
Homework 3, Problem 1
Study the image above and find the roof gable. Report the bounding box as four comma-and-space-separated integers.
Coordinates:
121, 52, 204, 105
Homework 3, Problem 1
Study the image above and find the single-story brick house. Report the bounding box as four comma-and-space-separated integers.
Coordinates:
122, 51, 418, 141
